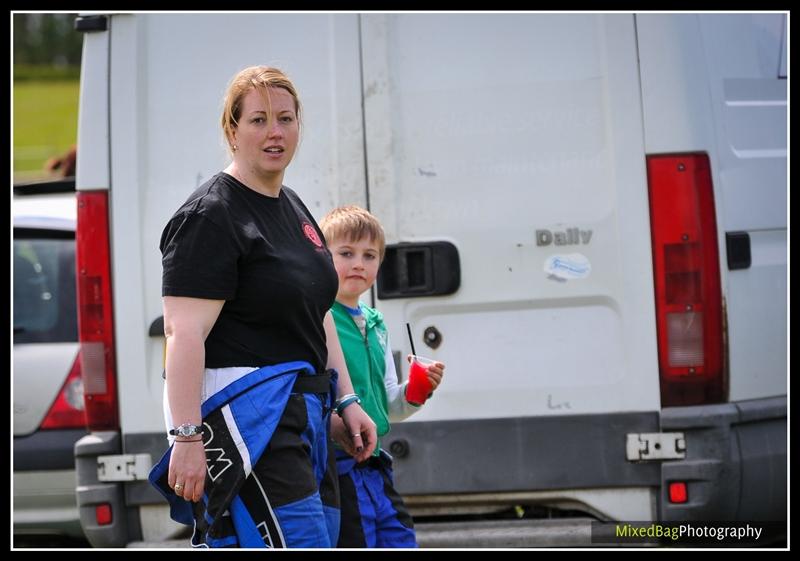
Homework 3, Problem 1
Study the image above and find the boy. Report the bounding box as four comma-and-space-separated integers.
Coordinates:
320, 205, 445, 548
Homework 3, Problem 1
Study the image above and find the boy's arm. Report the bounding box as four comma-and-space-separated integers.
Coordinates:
384, 332, 422, 421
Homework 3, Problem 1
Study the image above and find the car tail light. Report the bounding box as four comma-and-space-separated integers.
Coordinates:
647, 154, 725, 407
40, 354, 86, 430
76, 191, 119, 430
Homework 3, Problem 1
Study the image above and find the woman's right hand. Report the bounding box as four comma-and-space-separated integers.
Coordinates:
168, 440, 207, 502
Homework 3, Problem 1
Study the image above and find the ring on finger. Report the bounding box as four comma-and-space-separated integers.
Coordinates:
174, 483, 184, 493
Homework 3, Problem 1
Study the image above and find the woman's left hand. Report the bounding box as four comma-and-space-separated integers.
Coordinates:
330, 413, 356, 456
338, 403, 377, 462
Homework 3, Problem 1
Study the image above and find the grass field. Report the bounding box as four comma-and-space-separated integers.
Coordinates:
13, 80, 79, 181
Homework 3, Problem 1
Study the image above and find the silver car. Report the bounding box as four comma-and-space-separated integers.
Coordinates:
13, 186, 86, 539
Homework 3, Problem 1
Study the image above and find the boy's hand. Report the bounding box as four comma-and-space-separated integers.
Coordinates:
427, 361, 445, 391
406, 355, 445, 391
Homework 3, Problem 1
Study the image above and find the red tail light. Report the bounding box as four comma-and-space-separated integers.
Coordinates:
95, 503, 113, 525
647, 154, 725, 407
668, 481, 688, 504
40, 354, 86, 430
76, 191, 119, 430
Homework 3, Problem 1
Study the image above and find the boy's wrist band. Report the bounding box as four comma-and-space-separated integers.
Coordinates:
335, 394, 361, 416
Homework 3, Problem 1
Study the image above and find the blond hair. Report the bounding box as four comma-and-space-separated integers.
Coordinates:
220, 66, 301, 155
319, 205, 387, 262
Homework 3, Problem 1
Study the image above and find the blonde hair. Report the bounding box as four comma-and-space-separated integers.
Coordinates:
220, 66, 301, 155
319, 205, 387, 262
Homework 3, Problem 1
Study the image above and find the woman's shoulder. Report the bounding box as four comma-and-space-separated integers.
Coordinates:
170, 173, 247, 223
280, 186, 322, 229
177, 173, 231, 211
162, 174, 243, 237
281, 185, 314, 209
281, 184, 300, 200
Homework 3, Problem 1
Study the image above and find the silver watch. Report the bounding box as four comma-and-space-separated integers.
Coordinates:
169, 423, 203, 437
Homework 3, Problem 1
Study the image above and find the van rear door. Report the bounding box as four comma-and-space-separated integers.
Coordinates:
361, 14, 661, 520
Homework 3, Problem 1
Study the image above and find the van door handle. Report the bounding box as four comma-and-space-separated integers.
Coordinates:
726, 231, 751, 270
377, 241, 460, 299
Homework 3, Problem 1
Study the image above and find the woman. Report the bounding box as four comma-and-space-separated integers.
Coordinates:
149, 66, 376, 548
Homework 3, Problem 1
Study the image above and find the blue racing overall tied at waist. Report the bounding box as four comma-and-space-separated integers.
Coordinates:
148, 361, 339, 548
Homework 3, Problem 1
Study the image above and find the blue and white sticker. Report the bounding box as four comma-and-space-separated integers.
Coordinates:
544, 253, 591, 281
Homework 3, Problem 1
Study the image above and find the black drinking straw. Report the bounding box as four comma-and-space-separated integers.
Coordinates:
406, 323, 417, 356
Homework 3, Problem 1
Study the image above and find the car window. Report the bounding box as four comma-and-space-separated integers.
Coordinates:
13, 230, 77, 344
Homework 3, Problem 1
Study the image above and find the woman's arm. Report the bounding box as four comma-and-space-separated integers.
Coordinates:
163, 296, 224, 502
324, 311, 377, 461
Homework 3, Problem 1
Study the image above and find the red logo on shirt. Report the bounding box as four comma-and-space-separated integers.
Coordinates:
303, 223, 324, 248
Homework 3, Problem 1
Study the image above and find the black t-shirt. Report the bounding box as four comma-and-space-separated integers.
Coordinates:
160, 172, 338, 371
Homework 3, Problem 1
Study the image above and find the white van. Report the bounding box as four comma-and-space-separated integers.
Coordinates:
72, 13, 787, 547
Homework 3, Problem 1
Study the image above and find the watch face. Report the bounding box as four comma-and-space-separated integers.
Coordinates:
173, 424, 200, 437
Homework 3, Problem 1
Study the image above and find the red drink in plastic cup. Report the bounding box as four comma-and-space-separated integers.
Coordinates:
406, 356, 434, 406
